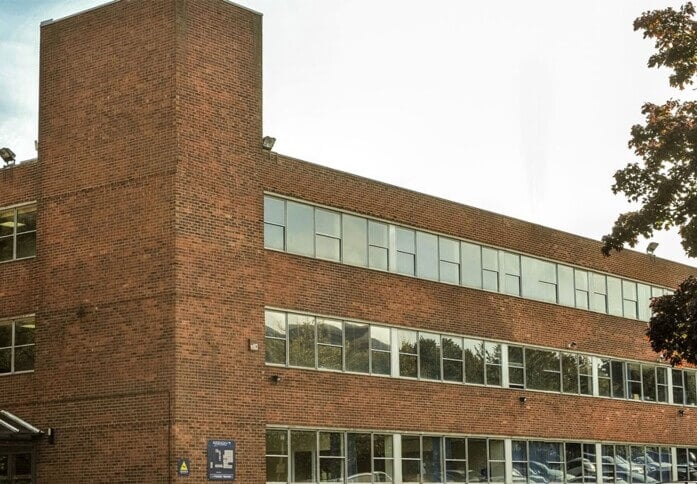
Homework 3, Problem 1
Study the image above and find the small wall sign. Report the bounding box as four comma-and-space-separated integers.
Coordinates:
207, 440, 235, 480
177, 458, 191, 477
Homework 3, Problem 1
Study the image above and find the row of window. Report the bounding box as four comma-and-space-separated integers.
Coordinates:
266, 428, 697, 483
264, 195, 671, 323
265, 310, 697, 407
0, 204, 36, 263
0, 317, 35, 375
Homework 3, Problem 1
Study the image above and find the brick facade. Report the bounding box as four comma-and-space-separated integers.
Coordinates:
0, 0, 695, 482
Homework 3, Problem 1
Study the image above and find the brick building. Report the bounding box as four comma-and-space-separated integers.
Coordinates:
1, 0, 696, 482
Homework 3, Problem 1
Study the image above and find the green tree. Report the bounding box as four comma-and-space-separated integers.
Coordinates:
602, 2, 697, 365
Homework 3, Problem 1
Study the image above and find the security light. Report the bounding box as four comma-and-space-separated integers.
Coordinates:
519, 396, 527, 404
679, 408, 686, 416
646, 242, 659, 255
262, 136, 276, 151
270, 375, 282, 384
0, 147, 16, 165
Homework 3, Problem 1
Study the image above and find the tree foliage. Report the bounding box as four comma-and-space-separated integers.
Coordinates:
602, 3, 697, 365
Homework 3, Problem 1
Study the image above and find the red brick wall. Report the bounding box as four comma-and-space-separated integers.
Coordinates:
0, 0, 696, 482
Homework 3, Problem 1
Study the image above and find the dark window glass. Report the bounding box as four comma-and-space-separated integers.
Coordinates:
345, 322, 369, 374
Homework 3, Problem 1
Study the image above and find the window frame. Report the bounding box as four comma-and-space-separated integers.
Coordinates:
0, 202, 37, 264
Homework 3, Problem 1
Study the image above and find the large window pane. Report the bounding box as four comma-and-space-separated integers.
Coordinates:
265, 311, 287, 365
264, 196, 285, 250
481, 247, 499, 292
463, 338, 485, 384
396, 228, 416, 276
416, 232, 438, 281
317, 319, 343, 371
561, 353, 579, 394
525, 349, 560, 392
607, 276, 623, 317
419, 332, 441, 380
315, 209, 341, 261
370, 326, 391, 375
342, 215, 368, 267
642, 365, 657, 402
319, 432, 344, 482
291, 431, 317, 482
529, 441, 564, 484
398, 330, 418, 378
622, 280, 638, 319
288, 314, 315, 368
485, 342, 502, 386
345, 322, 369, 373
627, 363, 642, 400
445, 438, 467, 483
597, 359, 611, 397
286, 202, 314, 256
347, 433, 371, 477
521, 256, 557, 303
468, 439, 488, 482
442, 336, 463, 382
590, 273, 607, 313
368, 221, 389, 270
461, 242, 482, 288
439, 237, 460, 285
266, 430, 288, 483
422, 437, 442, 483
508, 346, 525, 389
557, 265, 575, 307
574, 269, 590, 310
611, 361, 626, 399
638, 283, 652, 321
502, 252, 520, 296
402, 436, 421, 483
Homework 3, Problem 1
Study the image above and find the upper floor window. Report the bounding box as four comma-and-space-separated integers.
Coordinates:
0, 316, 35, 374
0, 204, 36, 262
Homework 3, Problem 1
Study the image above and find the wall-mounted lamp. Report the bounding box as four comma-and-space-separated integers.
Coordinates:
0, 147, 16, 166
679, 408, 686, 416
519, 396, 527, 404
46, 427, 56, 445
262, 136, 276, 151
646, 242, 659, 259
270, 375, 282, 384
567, 342, 577, 349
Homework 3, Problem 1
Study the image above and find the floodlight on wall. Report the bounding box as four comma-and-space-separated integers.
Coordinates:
518, 396, 527, 404
646, 242, 659, 255
0, 147, 16, 165
567, 342, 577, 349
679, 408, 686, 416
262, 136, 276, 151
270, 375, 282, 384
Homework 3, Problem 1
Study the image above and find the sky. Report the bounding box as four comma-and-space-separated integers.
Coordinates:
1, 0, 696, 267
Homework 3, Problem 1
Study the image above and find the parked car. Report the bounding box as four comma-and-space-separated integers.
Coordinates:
528, 460, 566, 482
346, 471, 392, 482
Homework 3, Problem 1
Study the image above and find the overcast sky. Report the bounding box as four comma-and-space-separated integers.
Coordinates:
1, 0, 696, 268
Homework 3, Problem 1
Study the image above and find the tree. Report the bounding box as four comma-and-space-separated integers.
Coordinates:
602, 2, 697, 365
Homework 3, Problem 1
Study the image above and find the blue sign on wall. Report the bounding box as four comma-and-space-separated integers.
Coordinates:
207, 440, 235, 481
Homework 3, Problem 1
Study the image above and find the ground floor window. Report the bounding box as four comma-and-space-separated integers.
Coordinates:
0, 450, 33, 483
266, 428, 692, 483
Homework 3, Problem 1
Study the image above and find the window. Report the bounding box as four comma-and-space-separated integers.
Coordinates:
0, 452, 33, 484
265, 311, 286, 365
368, 221, 389, 271
415, 232, 438, 281
597, 359, 611, 397
438, 237, 460, 285
345, 322, 369, 373
642, 365, 657, 402
574, 269, 589, 310
607, 276, 623, 317
481, 247, 499, 291
590, 273, 607, 313
463, 338, 485, 385
346, 433, 394, 482
395, 228, 416, 276
266, 430, 288, 483
286, 201, 314, 256
442, 336, 463, 382
401, 436, 422, 483
656, 367, 669, 403
622, 280, 638, 319
419, 332, 441, 380
398, 330, 418, 378
508, 346, 525, 389
521, 256, 556, 303
263, 196, 285, 250
342, 215, 367, 267
627, 363, 642, 400
525, 349, 560, 392
370, 326, 391, 375
501, 252, 521, 296
638, 283, 652, 321
0, 204, 36, 262
291, 431, 316, 482
319, 432, 344, 482
444, 438, 467, 482
0, 317, 35, 374
460, 242, 482, 288
288, 314, 315, 368
611, 360, 626, 399
484, 342, 502, 386
315, 209, 341, 261
557, 265, 575, 307
317, 318, 343, 370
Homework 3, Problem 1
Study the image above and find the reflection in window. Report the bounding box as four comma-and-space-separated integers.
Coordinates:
521, 256, 557, 303
286, 202, 314, 257
263, 197, 285, 250
508, 346, 525, 389
266, 429, 288, 482
398, 330, 418, 378
525, 349, 560, 392
291, 431, 316, 482
0, 317, 35, 374
370, 326, 391, 375
442, 336, 463, 382
502, 252, 521, 296
345, 322, 369, 373
317, 319, 343, 370
463, 338, 485, 385
288, 314, 315, 368
419, 332, 441, 380
485, 342, 502, 386
265, 311, 286, 365
0, 205, 36, 262
319, 432, 344, 481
